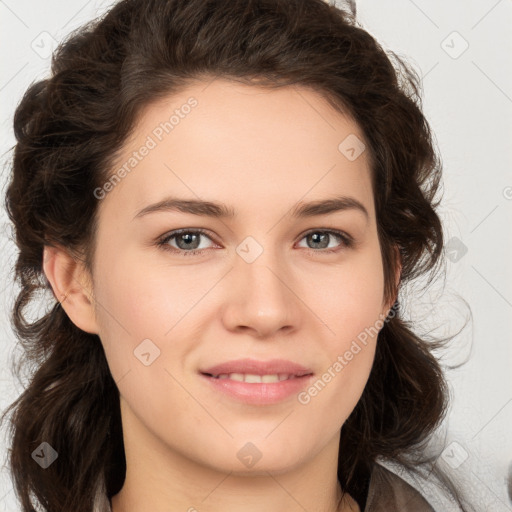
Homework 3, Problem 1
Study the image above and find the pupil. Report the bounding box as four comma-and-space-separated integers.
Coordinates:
310, 232, 328, 249
179, 233, 199, 249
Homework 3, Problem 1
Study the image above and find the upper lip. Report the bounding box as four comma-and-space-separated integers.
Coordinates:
201, 358, 313, 377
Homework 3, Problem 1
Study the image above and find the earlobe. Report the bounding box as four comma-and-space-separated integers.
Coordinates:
42, 245, 99, 334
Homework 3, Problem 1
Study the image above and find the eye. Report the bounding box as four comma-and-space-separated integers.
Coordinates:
156, 228, 354, 256
297, 229, 354, 253
157, 228, 217, 256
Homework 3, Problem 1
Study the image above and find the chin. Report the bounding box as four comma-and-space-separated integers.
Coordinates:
199, 441, 310, 476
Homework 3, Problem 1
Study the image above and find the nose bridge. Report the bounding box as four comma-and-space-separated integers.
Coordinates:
235, 233, 290, 303
224, 233, 299, 334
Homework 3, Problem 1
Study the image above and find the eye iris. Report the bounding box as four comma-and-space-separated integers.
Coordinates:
308, 232, 329, 249
177, 232, 200, 250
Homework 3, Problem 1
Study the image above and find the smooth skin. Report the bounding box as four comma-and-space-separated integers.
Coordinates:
43, 78, 400, 512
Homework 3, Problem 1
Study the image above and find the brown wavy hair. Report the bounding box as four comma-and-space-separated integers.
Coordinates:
1, 0, 470, 510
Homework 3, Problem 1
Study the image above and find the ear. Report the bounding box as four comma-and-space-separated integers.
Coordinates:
43, 245, 99, 334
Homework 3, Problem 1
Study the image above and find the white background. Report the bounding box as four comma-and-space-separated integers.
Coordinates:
0, 0, 511, 510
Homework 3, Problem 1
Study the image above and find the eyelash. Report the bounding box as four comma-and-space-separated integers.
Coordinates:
156, 228, 354, 257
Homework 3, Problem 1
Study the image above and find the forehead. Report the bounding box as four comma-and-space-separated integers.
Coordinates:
99, 78, 375, 222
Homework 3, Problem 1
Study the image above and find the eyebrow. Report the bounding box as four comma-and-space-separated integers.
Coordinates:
133, 195, 369, 221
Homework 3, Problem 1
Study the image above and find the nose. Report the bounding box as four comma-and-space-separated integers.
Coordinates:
220, 242, 303, 339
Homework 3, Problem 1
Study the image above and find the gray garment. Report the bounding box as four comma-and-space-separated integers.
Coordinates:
365, 462, 435, 511
93, 461, 455, 512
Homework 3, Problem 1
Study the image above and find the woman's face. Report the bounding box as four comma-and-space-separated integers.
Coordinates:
89, 78, 395, 476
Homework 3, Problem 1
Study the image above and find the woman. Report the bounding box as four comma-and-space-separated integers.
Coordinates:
1, 0, 471, 510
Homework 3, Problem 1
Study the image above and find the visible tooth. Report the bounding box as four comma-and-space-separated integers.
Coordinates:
244, 374, 263, 383
213, 373, 295, 382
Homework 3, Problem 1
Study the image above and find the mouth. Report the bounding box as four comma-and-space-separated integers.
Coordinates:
201, 372, 311, 383
200, 357, 313, 378
199, 369, 314, 405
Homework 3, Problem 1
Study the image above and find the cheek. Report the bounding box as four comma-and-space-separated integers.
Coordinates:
93, 250, 185, 336
92, 249, 218, 379
317, 246, 386, 347
100, 247, 229, 322
90, 249, 172, 380
308, 247, 384, 402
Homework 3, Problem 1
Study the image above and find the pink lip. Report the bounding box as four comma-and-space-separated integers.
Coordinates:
199, 358, 314, 405
200, 358, 312, 377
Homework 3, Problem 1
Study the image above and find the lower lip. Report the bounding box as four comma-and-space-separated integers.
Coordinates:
200, 373, 314, 405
